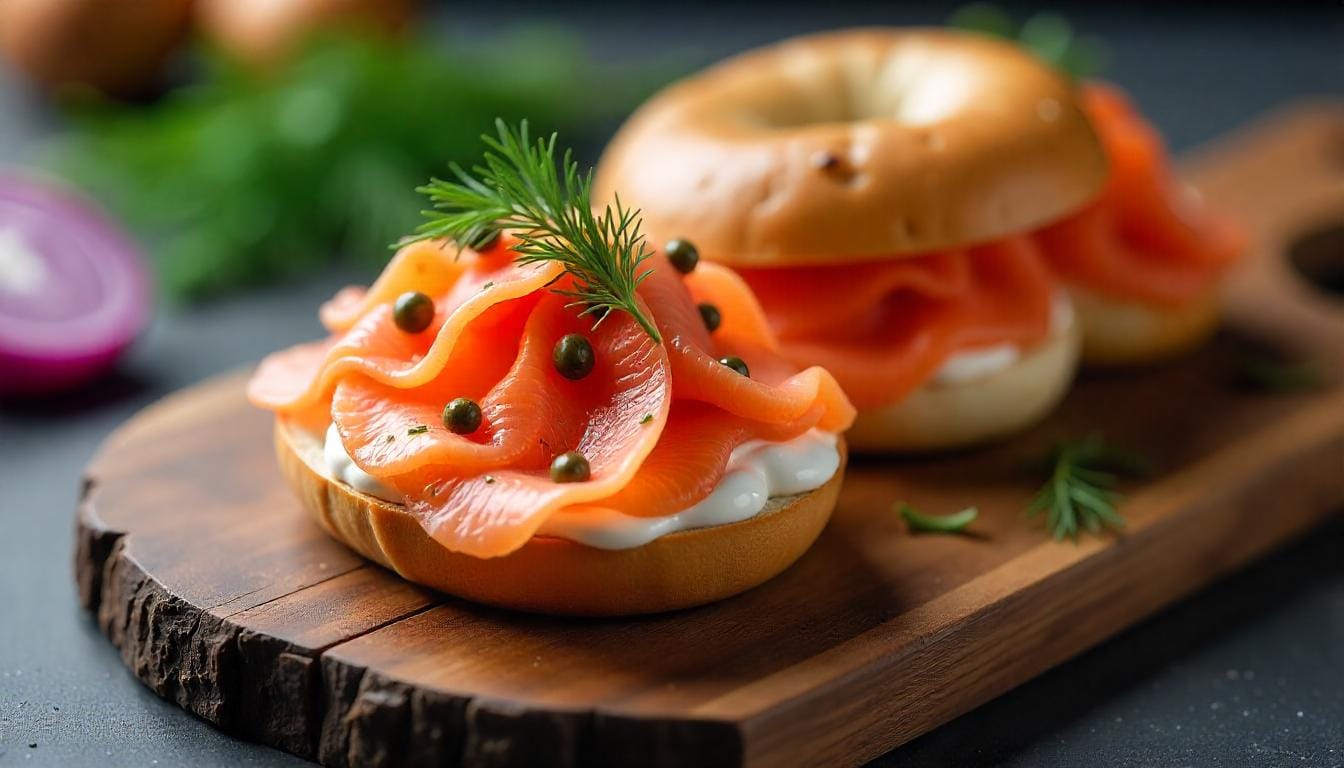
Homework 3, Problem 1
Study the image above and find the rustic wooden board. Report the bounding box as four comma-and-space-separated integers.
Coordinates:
76, 104, 1344, 767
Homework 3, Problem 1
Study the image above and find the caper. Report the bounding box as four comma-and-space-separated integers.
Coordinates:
550, 451, 591, 483
393, 291, 435, 333
441, 397, 483, 435
665, 238, 699, 274
698, 303, 722, 332
719, 355, 749, 377
552, 333, 595, 380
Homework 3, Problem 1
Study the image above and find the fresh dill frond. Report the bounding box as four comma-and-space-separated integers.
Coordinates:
411, 119, 660, 342
1027, 435, 1137, 540
898, 503, 979, 534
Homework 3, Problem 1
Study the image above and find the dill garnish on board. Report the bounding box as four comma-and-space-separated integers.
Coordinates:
898, 504, 979, 535
1028, 435, 1148, 540
411, 120, 661, 342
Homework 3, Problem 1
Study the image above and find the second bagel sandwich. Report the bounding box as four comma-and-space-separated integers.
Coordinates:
596, 28, 1240, 452
597, 29, 1098, 452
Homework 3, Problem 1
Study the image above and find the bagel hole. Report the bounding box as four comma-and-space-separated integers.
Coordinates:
1288, 222, 1344, 298
750, 55, 969, 129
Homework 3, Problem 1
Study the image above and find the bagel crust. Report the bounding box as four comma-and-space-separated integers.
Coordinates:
596, 28, 1107, 267
845, 316, 1082, 452
276, 420, 847, 616
1069, 286, 1222, 366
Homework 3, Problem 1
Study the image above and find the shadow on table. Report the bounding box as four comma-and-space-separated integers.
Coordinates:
870, 516, 1344, 767
0, 367, 156, 421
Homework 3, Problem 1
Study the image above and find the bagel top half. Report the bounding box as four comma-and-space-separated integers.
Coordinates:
595, 28, 1108, 267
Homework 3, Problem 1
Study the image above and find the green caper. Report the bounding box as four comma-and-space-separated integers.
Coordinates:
698, 303, 722, 332
552, 333, 595, 380
393, 291, 435, 333
441, 397, 483, 435
719, 355, 749, 377
665, 238, 699, 274
550, 451, 591, 483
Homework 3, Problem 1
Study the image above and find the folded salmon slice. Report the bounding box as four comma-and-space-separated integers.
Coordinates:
1034, 82, 1243, 306
251, 240, 562, 415
718, 237, 1056, 409
249, 237, 855, 558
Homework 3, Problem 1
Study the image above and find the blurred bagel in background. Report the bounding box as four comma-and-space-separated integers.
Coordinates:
597, 29, 1104, 451
196, 0, 418, 67
597, 28, 1108, 268
0, 0, 193, 96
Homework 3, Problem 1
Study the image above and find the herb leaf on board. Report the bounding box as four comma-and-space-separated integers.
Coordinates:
898, 503, 980, 535
1028, 435, 1146, 540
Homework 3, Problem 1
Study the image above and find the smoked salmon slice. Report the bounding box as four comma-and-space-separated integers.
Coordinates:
249, 237, 854, 558
718, 236, 1057, 409
1034, 83, 1243, 306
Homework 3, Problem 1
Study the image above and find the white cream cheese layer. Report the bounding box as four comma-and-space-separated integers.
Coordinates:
321, 424, 840, 550
931, 290, 1075, 386
323, 424, 404, 503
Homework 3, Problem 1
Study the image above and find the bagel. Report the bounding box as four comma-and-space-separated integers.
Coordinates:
593, 28, 1106, 452
1067, 286, 1222, 366
596, 28, 1107, 267
196, 0, 416, 67
276, 419, 847, 616
845, 304, 1082, 451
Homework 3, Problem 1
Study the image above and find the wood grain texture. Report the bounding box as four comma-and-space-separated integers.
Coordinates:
75, 104, 1344, 767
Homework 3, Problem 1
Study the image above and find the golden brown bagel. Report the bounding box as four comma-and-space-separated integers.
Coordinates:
197, 0, 416, 67
276, 419, 847, 616
0, 0, 193, 96
845, 307, 1082, 451
595, 28, 1107, 267
1068, 286, 1222, 366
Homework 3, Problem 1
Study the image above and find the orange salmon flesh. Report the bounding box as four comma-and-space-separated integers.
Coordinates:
250, 235, 854, 558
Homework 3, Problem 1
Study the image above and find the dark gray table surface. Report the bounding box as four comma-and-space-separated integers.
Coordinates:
2, 3, 1342, 766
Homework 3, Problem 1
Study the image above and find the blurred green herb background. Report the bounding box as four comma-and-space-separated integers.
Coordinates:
36, 2, 1092, 303
47, 30, 667, 299
949, 2, 1108, 78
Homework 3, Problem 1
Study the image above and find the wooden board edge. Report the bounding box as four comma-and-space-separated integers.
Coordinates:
732, 394, 1344, 767
74, 368, 1344, 768
73, 474, 121, 613
76, 485, 309, 756
315, 652, 747, 768
75, 474, 410, 760
1178, 98, 1344, 177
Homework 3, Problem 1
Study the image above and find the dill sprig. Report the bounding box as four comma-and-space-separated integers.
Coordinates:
898, 503, 979, 535
410, 119, 660, 342
1028, 436, 1136, 540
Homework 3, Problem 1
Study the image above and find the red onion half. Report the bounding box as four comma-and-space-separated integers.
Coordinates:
0, 174, 151, 396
